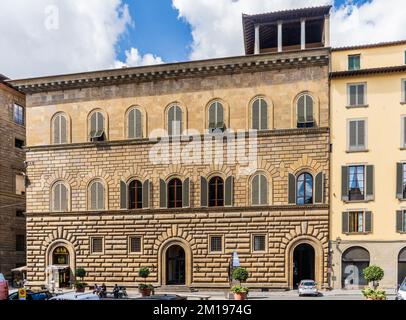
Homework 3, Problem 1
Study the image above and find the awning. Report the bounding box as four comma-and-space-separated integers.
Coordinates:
11, 266, 27, 272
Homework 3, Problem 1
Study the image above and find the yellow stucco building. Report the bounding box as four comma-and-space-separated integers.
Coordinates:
330, 41, 406, 289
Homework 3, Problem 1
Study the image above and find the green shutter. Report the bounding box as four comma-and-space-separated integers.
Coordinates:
314, 172, 324, 204
397, 210, 404, 233
305, 95, 314, 122
159, 179, 167, 208
357, 84, 365, 105
252, 175, 259, 205
97, 183, 105, 210
341, 166, 349, 201
90, 113, 97, 138
366, 165, 374, 200
60, 184, 68, 211
260, 175, 268, 205
342, 212, 349, 233
53, 116, 60, 144
217, 102, 224, 127
53, 184, 60, 211
358, 120, 365, 148
260, 99, 268, 130
349, 85, 357, 106
288, 173, 296, 204
142, 180, 150, 209
297, 96, 305, 124
90, 182, 97, 210
225, 176, 234, 207
128, 109, 135, 138
182, 178, 190, 208
200, 177, 208, 207
120, 180, 127, 209
349, 121, 357, 148
364, 211, 372, 233
60, 115, 67, 144
135, 109, 142, 138
252, 100, 260, 130
397, 163, 403, 199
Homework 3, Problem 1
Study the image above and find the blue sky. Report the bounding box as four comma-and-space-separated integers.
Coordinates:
117, 0, 369, 64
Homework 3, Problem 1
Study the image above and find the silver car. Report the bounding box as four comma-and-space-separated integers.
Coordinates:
396, 278, 406, 300
298, 280, 319, 297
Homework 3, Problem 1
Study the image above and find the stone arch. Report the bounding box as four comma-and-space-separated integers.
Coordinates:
288, 154, 323, 176
41, 227, 80, 256
160, 164, 191, 182
117, 164, 149, 183
200, 164, 233, 179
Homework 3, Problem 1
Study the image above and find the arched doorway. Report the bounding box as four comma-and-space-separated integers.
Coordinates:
51, 246, 71, 288
293, 243, 315, 288
341, 246, 370, 289
398, 247, 406, 285
166, 245, 186, 285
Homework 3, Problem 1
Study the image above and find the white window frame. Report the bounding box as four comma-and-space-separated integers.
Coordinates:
347, 118, 368, 152
347, 82, 367, 107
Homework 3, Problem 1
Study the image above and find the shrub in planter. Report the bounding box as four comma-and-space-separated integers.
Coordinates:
74, 268, 87, 292
232, 267, 249, 283
231, 284, 249, 301
138, 267, 153, 297
363, 265, 384, 290
362, 288, 387, 300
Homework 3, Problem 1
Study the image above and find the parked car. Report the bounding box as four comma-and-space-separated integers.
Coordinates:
134, 294, 187, 300
396, 278, 406, 300
49, 292, 100, 300
0, 273, 9, 300
298, 280, 319, 297
8, 290, 53, 300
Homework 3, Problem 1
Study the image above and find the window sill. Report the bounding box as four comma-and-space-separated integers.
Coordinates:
343, 199, 373, 204
346, 149, 369, 153
343, 232, 371, 235
346, 104, 369, 109
400, 102, 406, 105
208, 251, 224, 255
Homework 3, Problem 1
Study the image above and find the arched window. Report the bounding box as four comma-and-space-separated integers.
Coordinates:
89, 180, 105, 210
127, 107, 143, 139
296, 173, 313, 205
128, 180, 143, 209
252, 174, 268, 205
167, 105, 183, 136
208, 101, 225, 132
52, 113, 68, 144
168, 178, 182, 208
297, 94, 314, 128
342, 246, 370, 288
252, 98, 268, 130
89, 111, 105, 141
52, 181, 69, 212
209, 176, 224, 207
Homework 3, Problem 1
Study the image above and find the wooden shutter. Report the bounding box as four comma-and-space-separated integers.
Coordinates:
288, 173, 296, 204
349, 85, 357, 106
90, 182, 97, 210
135, 109, 142, 138
97, 182, 104, 210
120, 180, 127, 209
314, 172, 324, 204
143, 180, 150, 209
397, 163, 404, 199
357, 84, 365, 105
128, 109, 135, 138
341, 166, 349, 201
252, 100, 260, 130
260, 99, 268, 130
159, 179, 167, 208
182, 178, 190, 208
208, 104, 216, 128
225, 176, 234, 207
176, 106, 183, 135
200, 177, 208, 207
364, 211, 372, 233
349, 121, 357, 148
60, 115, 67, 144
297, 97, 305, 123
60, 184, 68, 211
358, 120, 365, 148
366, 165, 374, 200
305, 95, 314, 122
396, 210, 404, 233
53, 116, 60, 144
217, 103, 224, 127
260, 174, 268, 205
53, 183, 60, 211
342, 212, 349, 233
97, 112, 104, 131
168, 107, 174, 136
252, 175, 259, 205
90, 113, 97, 136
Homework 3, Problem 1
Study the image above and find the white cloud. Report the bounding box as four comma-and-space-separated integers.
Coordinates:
114, 48, 164, 68
0, 0, 163, 79
172, 0, 406, 60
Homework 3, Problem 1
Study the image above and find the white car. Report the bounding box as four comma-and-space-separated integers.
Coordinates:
49, 292, 100, 300
298, 280, 319, 297
396, 279, 406, 300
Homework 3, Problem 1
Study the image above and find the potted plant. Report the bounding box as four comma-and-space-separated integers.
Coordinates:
361, 265, 386, 300
74, 267, 87, 293
231, 267, 249, 300
138, 266, 153, 297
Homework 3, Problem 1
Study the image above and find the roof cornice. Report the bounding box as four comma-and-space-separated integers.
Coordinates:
7, 48, 329, 94
330, 65, 406, 79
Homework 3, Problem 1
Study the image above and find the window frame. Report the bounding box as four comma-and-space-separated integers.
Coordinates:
296, 172, 314, 205
88, 180, 106, 211
208, 235, 224, 254
251, 234, 267, 253
208, 176, 224, 207
51, 181, 70, 212
128, 179, 143, 209
52, 112, 69, 145
347, 82, 367, 107
90, 237, 104, 255
251, 173, 269, 206
167, 178, 183, 208
128, 236, 143, 254
15, 234, 26, 252
127, 107, 143, 139
13, 103, 24, 126
296, 94, 315, 128
347, 210, 368, 234
347, 165, 366, 201
14, 138, 25, 149
347, 118, 368, 152
167, 105, 183, 137
14, 172, 25, 196
402, 79, 406, 103
207, 100, 226, 132
251, 97, 268, 131
348, 54, 361, 71
88, 110, 106, 141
